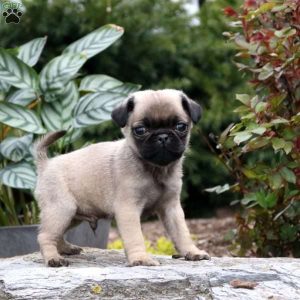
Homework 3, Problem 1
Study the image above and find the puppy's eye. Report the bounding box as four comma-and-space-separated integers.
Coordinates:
175, 122, 188, 132
133, 126, 146, 136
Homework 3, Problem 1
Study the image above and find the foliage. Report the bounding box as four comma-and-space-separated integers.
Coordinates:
0, 25, 140, 225
0, 0, 247, 217
210, 0, 300, 257
108, 236, 176, 256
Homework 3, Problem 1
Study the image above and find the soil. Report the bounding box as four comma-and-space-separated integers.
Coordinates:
108, 216, 236, 257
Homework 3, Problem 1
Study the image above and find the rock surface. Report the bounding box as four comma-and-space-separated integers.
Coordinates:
0, 248, 299, 299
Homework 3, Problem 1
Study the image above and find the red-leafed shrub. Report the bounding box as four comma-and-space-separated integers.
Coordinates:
211, 0, 300, 257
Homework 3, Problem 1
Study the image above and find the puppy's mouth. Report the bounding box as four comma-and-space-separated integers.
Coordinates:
143, 147, 184, 166
137, 132, 186, 166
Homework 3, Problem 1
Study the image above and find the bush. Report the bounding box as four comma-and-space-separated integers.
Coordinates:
212, 0, 300, 257
0, 25, 139, 225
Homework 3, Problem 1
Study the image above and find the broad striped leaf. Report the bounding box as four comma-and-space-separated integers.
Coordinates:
73, 91, 126, 128
0, 79, 9, 93
110, 83, 140, 95
0, 48, 39, 90
79, 75, 141, 94
18, 37, 47, 67
7, 88, 37, 106
0, 162, 36, 189
80, 75, 122, 92
0, 102, 46, 134
64, 24, 124, 59
39, 53, 86, 94
41, 81, 79, 131
0, 134, 33, 162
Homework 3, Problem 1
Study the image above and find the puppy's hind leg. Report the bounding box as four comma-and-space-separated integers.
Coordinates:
57, 220, 83, 256
37, 193, 77, 267
58, 238, 83, 256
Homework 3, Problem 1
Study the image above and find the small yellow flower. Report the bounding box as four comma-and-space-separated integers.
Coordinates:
91, 284, 102, 294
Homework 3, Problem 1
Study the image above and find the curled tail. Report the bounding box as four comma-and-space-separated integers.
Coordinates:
34, 130, 67, 171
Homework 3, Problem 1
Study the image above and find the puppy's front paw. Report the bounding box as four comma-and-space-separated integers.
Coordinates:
128, 256, 160, 267
47, 257, 69, 267
185, 250, 210, 261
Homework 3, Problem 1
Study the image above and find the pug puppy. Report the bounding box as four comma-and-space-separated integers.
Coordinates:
35, 89, 210, 267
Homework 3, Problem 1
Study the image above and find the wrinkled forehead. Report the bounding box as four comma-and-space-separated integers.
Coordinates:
129, 90, 189, 125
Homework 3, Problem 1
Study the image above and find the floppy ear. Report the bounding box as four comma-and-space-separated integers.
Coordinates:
181, 94, 202, 124
111, 96, 134, 128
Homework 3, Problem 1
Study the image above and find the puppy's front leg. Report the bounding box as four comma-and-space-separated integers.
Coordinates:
158, 199, 210, 261
115, 203, 159, 266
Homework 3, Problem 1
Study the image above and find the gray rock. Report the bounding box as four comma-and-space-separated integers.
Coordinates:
0, 248, 299, 299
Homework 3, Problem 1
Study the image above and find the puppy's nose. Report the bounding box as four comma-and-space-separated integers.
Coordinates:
157, 133, 169, 144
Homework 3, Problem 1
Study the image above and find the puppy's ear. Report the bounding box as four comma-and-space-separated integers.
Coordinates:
181, 94, 202, 124
111, 96, 134, 128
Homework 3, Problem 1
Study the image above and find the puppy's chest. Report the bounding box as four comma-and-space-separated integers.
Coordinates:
140, 177, 178, 209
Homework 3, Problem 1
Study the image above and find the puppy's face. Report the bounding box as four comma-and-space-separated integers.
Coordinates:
112, 89, 202, 166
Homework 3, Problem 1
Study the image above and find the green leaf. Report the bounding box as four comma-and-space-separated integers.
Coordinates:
0, 102, 46, 134
0, 79, 10, 93
7, 88, 37, 106
250, 96, 259, 108
271, 4, 288, 12
233, 105, 250, 113
241, 168, 257, 179
271, 138, 286, 151
0, 48, 39, 90
291, 113, 300, 124
0, 134, 33, 162
270, 118, 289, 124
282, 128, 295, 139
251, 127, 266, 135
256, 191, 277, 209
287, 162, 299, 169
233, 132, 252, 145
243, 137, 269, 152
79, 74, 141, 94
258, 63, 274, 81
64, 24, 124, 59
241, 112, 255, 120
270, 94, 286, 108
269, 173, 283, 189
219, 123, 235, 144
279, 167, 296, 184
80, 75, 122, 92
280, 224, 297, 242
283, 142, 294, 155
255, 102, 267, 113
241, 193, 256, 205
249, 2, 276, 17
236, 94, 250, 106
275, 27, 297, 38
41, 81, 79, 131
0, 162, 36, 190
39, 53, 87, 94
73, 91, 129, 128
18, 37, 47, 67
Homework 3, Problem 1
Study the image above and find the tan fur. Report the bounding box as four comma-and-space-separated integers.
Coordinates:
35, 89, 210, 267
